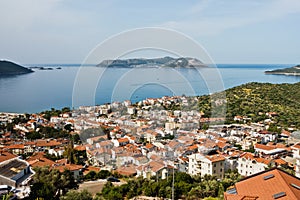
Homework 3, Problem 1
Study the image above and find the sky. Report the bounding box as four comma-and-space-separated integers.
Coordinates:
0, 0, 300, 64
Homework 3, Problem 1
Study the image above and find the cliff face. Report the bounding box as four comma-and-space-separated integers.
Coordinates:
0, 60, 33, 75
97, 57, 207, 68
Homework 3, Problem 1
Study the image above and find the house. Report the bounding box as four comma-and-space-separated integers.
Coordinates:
52, 163, 83, 181
188, 153, 225, 179
26, 152, 56, 168
0, 151, 33, 188
224, 168, 300, 200
115, 164, 137, 177
4, 144, 25, 155
254, 143, 286, 156
82, 166, 101, 176
237, 152, 271, 177
136, 160, 173, 180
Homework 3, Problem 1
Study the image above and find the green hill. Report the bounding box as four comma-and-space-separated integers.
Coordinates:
198, 82, 300, 128
0, 60, 33, 75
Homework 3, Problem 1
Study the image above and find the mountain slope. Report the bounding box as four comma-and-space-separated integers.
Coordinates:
197, 82, 300, 128
0, 60, 33, 75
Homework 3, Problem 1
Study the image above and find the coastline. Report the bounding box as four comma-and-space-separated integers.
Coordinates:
265, 72, 300, 76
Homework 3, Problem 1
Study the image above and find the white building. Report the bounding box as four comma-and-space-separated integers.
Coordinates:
188, 153, 225, 179
293, 144, 300, 178
237, 152, 270, 177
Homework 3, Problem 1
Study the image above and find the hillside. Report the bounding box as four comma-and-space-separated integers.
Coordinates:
265, 65, 300, 75
97, 56, 207, 68
0, 60, 33, 75
197, 82, 300, 128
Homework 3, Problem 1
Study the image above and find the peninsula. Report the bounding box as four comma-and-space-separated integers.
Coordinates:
265, 65, 300, 76
0, 60, 33, 75
97, 56, 207, 68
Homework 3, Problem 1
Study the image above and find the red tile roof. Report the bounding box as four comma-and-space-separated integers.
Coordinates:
115, 164, 137, 176
52, 164, 83, 172
83, 166, 101, 175
27, 152, 56, 168
254, 143, 275, 151
74, 145, 86, 151
0, 151, 17, 163
4, 144, 25, 149
206, 154, 225, 162
225, 168, 300, 200
117, 138, 129, 143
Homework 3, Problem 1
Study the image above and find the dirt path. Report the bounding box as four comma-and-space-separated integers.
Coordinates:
78, 179, 126, 196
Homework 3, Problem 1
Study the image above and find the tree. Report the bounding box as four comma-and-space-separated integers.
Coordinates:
60, 189, 92, 200
64, 124, 73, 132
84, 170, 97, 181
97, 170, 112, 179
30, 167, 78, 200
64, 141, 78, 164
218, 183, 224, 199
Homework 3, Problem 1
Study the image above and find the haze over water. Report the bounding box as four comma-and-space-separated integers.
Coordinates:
0, 64, 299, 113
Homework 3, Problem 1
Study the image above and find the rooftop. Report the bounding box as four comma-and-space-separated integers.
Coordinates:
0, 159, 27, 178
225, 168, 300, 200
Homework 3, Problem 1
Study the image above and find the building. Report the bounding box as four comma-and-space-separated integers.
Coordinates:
225, 168, 300, 200
0, 152, 33, 188
237, 152, 271, 177
294, 144, 300, 178
136, 160, 172, 180
188, 153, 225, 179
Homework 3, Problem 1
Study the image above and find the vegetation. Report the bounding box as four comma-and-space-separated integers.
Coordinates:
26, 125, 69, 139
197, 82, 300, 128
29, 167, 78, 200
60, 189, 93, 200
99, 171, 242, 199
41, 107, 70, 121
84, 170, 112, 181
63, 140, 87, 165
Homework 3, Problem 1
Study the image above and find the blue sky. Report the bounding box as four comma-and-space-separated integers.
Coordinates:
0, 0, 300, 64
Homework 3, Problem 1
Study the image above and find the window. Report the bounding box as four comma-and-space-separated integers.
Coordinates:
220, 169, 222, 172
273, 192, 286, 199
221, 162, 223, 166
214, 164, 216, 167
214, 170, 216, 174
246, 165, 248, 168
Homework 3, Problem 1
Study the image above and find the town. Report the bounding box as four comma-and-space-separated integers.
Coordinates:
1, 95, 300, 199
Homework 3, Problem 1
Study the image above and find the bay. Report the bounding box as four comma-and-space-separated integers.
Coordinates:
0, 64, 299, 113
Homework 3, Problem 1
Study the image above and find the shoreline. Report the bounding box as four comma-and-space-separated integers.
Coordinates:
265, 72, 300, 76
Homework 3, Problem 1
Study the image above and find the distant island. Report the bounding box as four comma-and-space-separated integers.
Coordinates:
97, 56, 207, 68
265, 65, 300, 76
0, 60, 33, 75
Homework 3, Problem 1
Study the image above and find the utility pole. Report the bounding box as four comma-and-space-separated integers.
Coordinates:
172, 159, 177, 200
172, 166, 174, 200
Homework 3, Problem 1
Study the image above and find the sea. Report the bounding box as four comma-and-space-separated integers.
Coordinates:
0, 64, 299, 114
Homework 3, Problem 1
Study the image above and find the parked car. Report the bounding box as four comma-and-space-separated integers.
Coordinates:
107, 177, 120, 182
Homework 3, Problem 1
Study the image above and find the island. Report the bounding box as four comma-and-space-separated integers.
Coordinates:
0, 60, 33, 75
265, 65, 300, 76
97, 56, 207, 68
